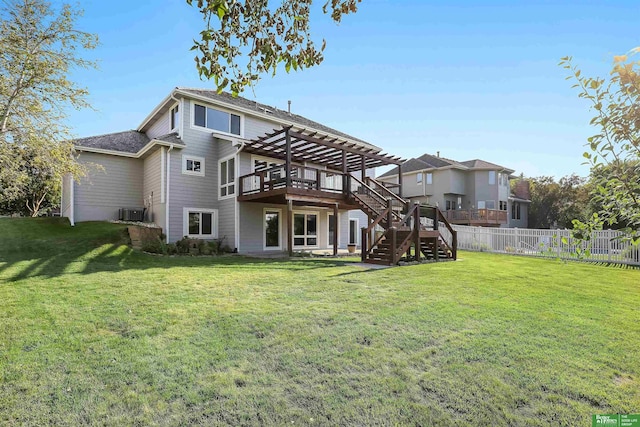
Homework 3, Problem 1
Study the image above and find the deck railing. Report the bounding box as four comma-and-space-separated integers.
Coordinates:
442, 208, 508, 224
239, 165, 345, 196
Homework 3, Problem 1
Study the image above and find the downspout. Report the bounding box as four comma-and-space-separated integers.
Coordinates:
165, 144, 174, 243
232, 139, 245, 252
70, 176, 75, 226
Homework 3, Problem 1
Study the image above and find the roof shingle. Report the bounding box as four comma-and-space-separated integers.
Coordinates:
74, 130, 150, 154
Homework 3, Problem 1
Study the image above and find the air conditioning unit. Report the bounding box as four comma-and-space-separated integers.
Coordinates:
119, 208, 145, 222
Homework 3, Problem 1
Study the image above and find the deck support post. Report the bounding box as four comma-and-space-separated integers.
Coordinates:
361, 227, 367, 262
333, 204, 339, 257
285, 128, 292, 188
287, 199, 293, 257
390, 227, 398, 265
414, 202, 421, 262
361, 154, 366, 182
342, 150, 348, 194
398, 163, 403, 199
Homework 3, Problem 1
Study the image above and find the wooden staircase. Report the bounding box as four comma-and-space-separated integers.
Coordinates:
348, 177, 457, 266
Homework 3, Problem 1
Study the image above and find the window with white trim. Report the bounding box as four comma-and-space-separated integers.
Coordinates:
183, 208, 217, 238
182, 155, 205, 176
293, 212, 318, 247
193, 104, 241, 135
426, 173, 433, 185
219, 157, 235, 198
348, 219, 359, 246
171, 105, 179, 130
417, 172, 423, 184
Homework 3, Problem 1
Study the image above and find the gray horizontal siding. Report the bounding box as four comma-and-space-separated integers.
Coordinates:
147, 109, 172, 140
61, 174, 72, 221
166, 99, 237, 243
143, 148, 165, 228
74, 152, 144, 222
243, 115, 281, 140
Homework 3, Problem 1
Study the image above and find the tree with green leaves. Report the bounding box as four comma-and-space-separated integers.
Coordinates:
561, 50, 640, 244
187, 0, 360, 95
0, 0, 98, 216
525, 174, 590, 229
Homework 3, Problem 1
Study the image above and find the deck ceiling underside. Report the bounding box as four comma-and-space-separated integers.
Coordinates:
241, 127, 403, 172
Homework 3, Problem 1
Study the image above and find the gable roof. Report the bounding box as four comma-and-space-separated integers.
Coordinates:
378, 153, 515, 178
138, 87, 380, 152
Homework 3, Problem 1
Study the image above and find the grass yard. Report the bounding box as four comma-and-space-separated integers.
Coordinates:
0, 218, 638, 426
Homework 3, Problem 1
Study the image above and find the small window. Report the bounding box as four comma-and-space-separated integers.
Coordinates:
193, 103, 241, 135
170, 105, 179, 130
417, 172, 423, 184
182, 155, 205, 176
499, 201, 508, 211
184, 208, 217, 238
426, 173, 433, 185
219, 157, 236, 198
485, 200, 496, 210
446, 201, 452, 210
489, 171, 496, 185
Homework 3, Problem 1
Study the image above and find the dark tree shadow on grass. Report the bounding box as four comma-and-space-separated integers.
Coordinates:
0, 218, 361, 283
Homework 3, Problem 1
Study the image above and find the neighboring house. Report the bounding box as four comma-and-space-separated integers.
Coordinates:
61, 87, 406, 256
377, 153, 530, 228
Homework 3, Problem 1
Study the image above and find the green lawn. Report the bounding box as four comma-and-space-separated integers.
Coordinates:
0, 218, 638, 426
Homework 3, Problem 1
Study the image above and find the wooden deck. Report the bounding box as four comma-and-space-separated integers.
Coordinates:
442, 209, 508, 227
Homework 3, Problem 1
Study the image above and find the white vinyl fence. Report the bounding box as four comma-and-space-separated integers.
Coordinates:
453, 225, 640, 266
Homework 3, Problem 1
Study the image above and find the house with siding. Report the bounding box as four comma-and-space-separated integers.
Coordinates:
376, 153, 530, 228
61, 88, 459, 264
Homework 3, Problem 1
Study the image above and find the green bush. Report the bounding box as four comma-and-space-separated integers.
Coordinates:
142, 237, 166, 254
176, 237, 190, 254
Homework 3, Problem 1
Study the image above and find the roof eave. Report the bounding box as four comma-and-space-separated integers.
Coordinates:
75, 138, 185, 159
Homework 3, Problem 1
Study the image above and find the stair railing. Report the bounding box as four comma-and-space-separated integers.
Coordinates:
365, 177, 407, 212
360, 200, 393, 262
393, 203, 420, 262
435, 208, 458, 260
348, 176, 404, 225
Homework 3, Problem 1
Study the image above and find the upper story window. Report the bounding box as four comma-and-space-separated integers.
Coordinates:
194, 104, 241, 135
219, 157, 236, 198
426, 173, 433, 185
417, 172, 423, 184
171, 105, 179, 130
498, 172, 509, 186
182, 155, 205, 177
489, 170, 496, 185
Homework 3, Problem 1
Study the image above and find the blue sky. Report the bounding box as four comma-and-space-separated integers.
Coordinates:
67, 0, 639, 178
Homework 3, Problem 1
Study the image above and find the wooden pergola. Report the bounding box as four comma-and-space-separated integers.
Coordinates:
241, 126, 404, 183
239, 126, 406, 256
